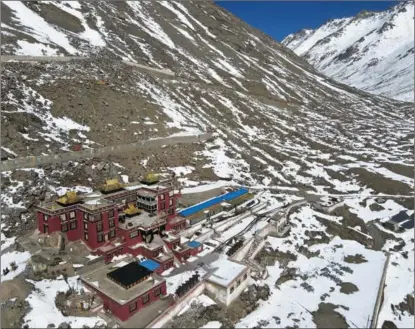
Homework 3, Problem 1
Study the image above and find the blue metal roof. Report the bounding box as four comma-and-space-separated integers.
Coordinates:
178, 188, 249, 217
187, 241, 202, 248
139, 259, 160, 272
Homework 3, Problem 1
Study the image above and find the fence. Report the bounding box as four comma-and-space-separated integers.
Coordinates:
1, 133, 213, 171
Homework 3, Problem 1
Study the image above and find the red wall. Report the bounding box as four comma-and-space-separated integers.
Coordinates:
81, 207, 119, 250
118, 228, 143, 247
83, 280, 167, 322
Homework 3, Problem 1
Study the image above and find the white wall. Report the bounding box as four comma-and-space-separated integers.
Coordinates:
206, 269, 251, 306
226, 275, 251, 305
205, 282, 228, 305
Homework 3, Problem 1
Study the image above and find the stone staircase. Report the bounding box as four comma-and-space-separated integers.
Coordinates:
246, 236, 264, 259
243, 236, 269, 279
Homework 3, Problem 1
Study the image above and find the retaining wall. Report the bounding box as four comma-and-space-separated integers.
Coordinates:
1, 133, 213, 171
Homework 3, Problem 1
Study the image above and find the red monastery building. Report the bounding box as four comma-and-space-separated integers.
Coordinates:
35, 174, 201, 269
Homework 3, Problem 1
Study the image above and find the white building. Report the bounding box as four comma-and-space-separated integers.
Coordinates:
205, 258, 250, 305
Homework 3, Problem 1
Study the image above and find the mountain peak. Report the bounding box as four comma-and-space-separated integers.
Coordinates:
282, 2, 414, 102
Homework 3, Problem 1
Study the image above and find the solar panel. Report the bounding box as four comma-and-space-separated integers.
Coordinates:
107, 262, 153, 289
390, 211, 410, 223
401, 219, 414, 230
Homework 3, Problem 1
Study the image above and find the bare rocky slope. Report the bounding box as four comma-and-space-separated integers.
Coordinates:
282, 1, 414, 102
0, 1, 414, 328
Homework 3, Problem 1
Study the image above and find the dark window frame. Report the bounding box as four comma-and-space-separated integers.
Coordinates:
70, 220, 77, 230
154, 287, 161, 296
243, 273, 248, 280
230, 286, 235, 294
108, 229, 116, 239
129, 301, 137, 313
61, 223, 68, 232
84, 233, 89, 241
97, 233, 104, 243
109, 219, 115, 228
142, 294, 149, 305
96, 221, 103, 232
108, 209, 114, 218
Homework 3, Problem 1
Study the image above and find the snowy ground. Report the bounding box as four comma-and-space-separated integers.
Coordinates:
23, 276, 105, 328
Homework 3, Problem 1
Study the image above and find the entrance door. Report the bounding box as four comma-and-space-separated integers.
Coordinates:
43, 224, 49, 234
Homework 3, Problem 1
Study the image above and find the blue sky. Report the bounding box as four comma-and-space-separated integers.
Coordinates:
216, 1, 398, 41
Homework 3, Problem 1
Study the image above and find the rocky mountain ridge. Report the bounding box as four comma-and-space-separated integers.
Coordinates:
282, 1, 414, 102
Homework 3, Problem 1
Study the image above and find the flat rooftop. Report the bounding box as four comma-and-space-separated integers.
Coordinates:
37, 201, 67, 212
137, 190, 157, 198
81, 258, 164, 305
81, 198, 113, 210
107, 262, 153, 289
118, 211, 167, 231
207, 257, 247, 287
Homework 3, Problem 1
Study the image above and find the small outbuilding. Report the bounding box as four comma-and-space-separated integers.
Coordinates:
205, 258, 250, 306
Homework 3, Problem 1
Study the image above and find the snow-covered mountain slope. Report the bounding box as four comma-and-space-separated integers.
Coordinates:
0, 1, 414, 329
282, 1, 414, 102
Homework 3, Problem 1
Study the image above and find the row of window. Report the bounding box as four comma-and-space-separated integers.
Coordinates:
61, 220, 77, 232
83, 210, 115, 222
229, 273, 249, 294
159, 190, 174, 200
83, 230, 116, 243
128, 287, 161, 313
44, 209, 116, 223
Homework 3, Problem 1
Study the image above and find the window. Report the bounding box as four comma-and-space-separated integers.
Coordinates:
108, 230, 116, 239
142, 294, 149, 304
95, 213, 102, 222
230, 286, 234, 294
69, 211, 76, 219
83, 213, 89, 220
84, 223, 88, 231
70, 221, 77, 230
243, 273, 248, 280
97, 233, 104, 243
109, 219, 115, 228
129, 302, 137, 313
169, 190, 173, 197
154, 287, 161, 296
108, 210, 114, 218
84, 233, 88, 241
130, 230, 138, 238
153, 250, 159, 257
160, 194, 165, 200
237, 280, 241, 287
161, 202, 165, 210
44, 215, 49, 222
60, 214, 66, 222
96, 222, 103, 232
61, 223, 68, 232
168, 209, 174, 215
169, 199, 173, 206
